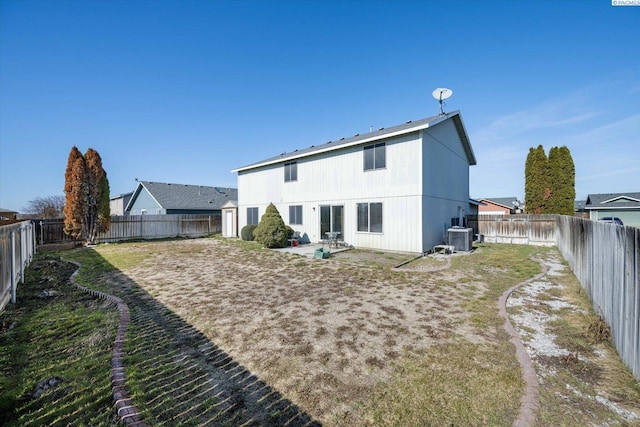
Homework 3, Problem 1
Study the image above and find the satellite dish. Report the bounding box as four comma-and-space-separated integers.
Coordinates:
432, 88, 453, 115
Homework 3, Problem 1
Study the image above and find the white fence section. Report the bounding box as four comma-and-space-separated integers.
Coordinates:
0, 221, 36, 312
467, 214, 556, 245
555, 216, 640, 380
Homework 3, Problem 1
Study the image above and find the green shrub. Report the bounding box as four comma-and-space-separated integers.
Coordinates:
241, 224, 258, 241
253, 203, 288, 248
285, 225, 294, 239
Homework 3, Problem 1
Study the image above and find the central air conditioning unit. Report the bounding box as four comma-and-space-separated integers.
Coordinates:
447, 227, 473, 252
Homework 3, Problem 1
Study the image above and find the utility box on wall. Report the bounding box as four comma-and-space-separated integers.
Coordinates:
447, 227, 473, 252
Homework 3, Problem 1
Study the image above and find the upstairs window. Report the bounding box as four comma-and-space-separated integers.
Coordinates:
284, 161, 297, 182
289, 205, 303, 225
364, 143, 386, 171
247, 207, 259, 225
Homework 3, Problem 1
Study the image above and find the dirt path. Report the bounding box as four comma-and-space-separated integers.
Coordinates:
499, 258, 548, 427
506, 252, 640, 426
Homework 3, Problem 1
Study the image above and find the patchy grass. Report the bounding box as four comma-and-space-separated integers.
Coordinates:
86, 239, 546, 425
366, 341, 522, 426
0, 255, 118, 426
3, 238, 638, 426
507, 251, 640, 426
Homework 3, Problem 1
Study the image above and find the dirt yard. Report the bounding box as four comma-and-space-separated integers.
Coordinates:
85, 237, 639, 426
100, 239, 485, 424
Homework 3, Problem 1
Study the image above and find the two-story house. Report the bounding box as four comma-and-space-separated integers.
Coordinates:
233, 111, 476, 253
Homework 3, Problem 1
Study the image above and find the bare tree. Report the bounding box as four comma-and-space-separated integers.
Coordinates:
22, 195, 66, 219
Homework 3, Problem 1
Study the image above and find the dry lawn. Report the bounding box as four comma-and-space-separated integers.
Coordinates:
83, 237, 639, 426
109, 239, 490, 425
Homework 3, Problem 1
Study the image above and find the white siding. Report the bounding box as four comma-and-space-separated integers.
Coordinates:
238, 115, 473, 253
421, 119, 471, 251
238, 132, 423, 251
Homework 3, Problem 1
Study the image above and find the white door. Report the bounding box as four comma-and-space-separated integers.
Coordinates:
225, 210, 234, 236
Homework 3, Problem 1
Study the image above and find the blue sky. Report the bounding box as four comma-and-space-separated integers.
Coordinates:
1, 0, 639, 212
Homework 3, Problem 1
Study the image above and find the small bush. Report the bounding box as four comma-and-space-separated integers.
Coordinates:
253, 203, 288, 248
241, 224, 258, 241
587, 313, 611, 344
285, 225, 294, 239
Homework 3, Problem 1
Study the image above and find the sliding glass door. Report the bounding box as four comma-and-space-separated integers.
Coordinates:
319, 205, 343, 240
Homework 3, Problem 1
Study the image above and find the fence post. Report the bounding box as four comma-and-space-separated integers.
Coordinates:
19, 223, 25, 284
10, 230, 16, 304
32, 221, 37, 255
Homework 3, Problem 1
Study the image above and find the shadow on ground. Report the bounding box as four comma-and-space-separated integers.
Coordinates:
73, 248, 322, 426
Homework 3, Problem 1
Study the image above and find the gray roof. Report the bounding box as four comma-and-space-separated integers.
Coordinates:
585, 192, 640, 209
479, 197, 520, 209
110, 191, 133, 201
234, 111, 475, 172
129, 181, 238, 211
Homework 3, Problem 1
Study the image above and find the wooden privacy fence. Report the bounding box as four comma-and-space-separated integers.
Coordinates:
467, 214, 556, 245
96, 214, 221, 243
36, 214, 221, 245
555, 216, 640, 380
0, 221, 36, 312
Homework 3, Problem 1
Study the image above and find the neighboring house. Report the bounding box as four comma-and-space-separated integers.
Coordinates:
585, 192, 640, 228
478, 197, 523, 215
233, 111, 477, 253
110, 192, 133, 216
0, 208, 18, 220
574, 200, 589, 219
125, 181, 238, 216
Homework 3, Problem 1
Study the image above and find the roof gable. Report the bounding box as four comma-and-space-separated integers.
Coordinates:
233, 111, 475, 172
479, 197, 520, 209
585, 192, 640, 209
126, 181, 238, 211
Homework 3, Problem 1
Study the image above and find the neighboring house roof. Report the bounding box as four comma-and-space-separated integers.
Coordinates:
233, 111, 476, 172
0, 208, 18, 219
478, 197, 520, 210
126, 181, 238, 211
110, 191, 133, 201
584, 192, 640, 210
575, 200, 587, 211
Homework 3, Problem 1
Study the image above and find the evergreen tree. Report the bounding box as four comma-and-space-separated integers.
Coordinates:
84, 149, 111, 242
63, 146, 110, 243
253, 203, 288, 248
547, 147, 562, 214
525, 145, 575, 215
63, 146, 86, 238
97, 172, 111, 234
553, 146, 575, 215
524, 145, 548, 214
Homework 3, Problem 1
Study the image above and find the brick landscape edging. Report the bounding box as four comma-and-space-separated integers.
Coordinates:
498, 257, 548, 427
66, 259, 147, 426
